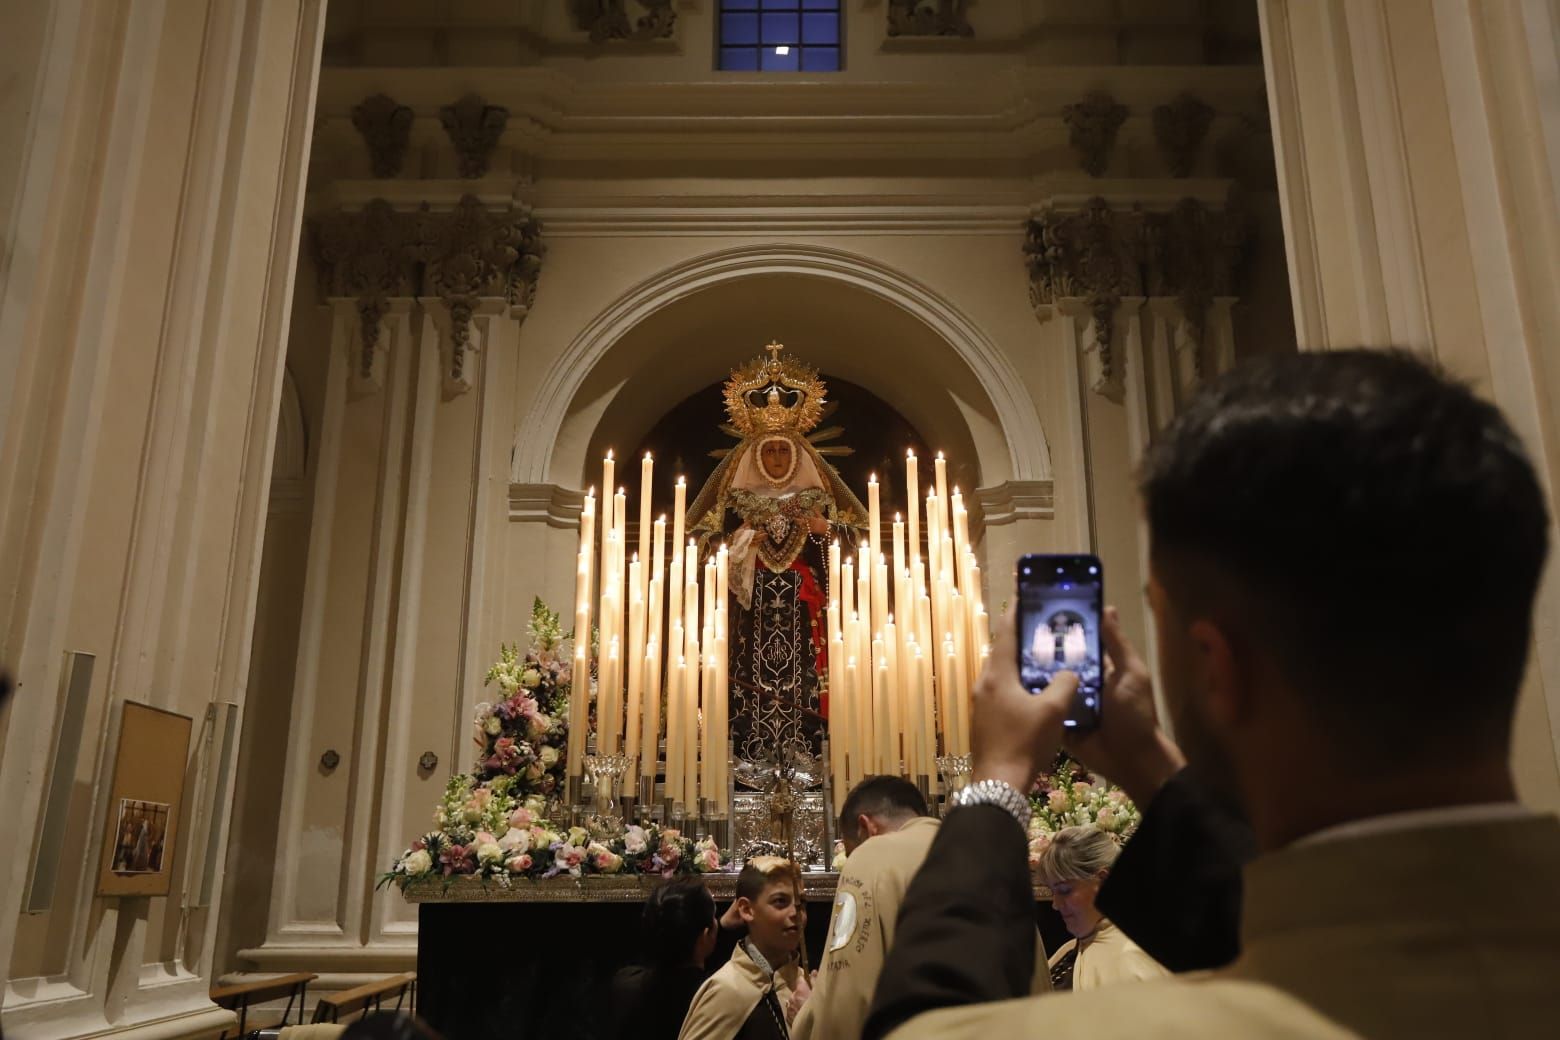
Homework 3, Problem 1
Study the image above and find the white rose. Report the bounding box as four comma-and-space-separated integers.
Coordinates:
499, 827, 531, 854
623, 826, 648, 855
476, 841, 504, 866
524, 795, 547, 817
520, 668, 541, 688
483, 715, 503, 736
401, 849, 433, 875
539, 745, 560, 768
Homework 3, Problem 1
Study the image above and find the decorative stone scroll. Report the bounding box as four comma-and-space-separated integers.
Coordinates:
1063, 92, 1128, 178
1144, 196, 1248, 373
1025, 195, 1248, 395
1153, 93, 1214, 178
312, 196, 545, 393
439, 94, 508, 179
351, 94, 414, 179
888, 0, 974, 38
571, 0, 676, 43
1025, 197, 1147, 396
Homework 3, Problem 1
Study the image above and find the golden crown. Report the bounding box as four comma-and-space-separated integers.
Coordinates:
723, 342, 828, 438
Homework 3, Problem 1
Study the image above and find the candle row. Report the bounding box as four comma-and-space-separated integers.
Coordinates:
825, 450, 989, 795
572, 453, 731, 816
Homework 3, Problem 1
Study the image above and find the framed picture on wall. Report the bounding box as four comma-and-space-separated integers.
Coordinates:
96, 701, 193, 897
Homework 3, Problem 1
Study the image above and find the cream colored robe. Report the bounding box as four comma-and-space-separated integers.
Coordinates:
680, 938, 801, 1040
794, 817, 1049, 1040
1046, 918, 1170, 990
886, 816, 1560, 1040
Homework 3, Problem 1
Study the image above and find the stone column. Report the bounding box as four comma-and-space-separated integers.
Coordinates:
1260, 0, 1560, 807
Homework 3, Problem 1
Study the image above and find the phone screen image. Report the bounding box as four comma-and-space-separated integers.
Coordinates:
1017, 554, 1103, 731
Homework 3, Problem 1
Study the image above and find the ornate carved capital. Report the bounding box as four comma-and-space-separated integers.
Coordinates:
440, 94, 509, 179
888, 0, 974, 38
571, 0, 676, 42
1152, 93, 1214, 178
311, 196, 546, 394
314, 199, 418, 383
1025, 197, 1147, 395
1063, 92, 1128, 178
417, 195, 545, 391
351, 94, 414, 179
1144, 196, 1249, 366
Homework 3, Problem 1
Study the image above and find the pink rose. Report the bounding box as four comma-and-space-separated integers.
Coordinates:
509, 807, 534, 830
474, 831, 496, 846
701, 847, 721, 871
1046, 790, 1069, 813
1107, 789, 1128, 805
1072, 781, 1094, 797
505, 853, 533, 873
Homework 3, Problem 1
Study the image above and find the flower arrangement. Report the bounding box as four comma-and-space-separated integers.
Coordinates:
380, 599, 729, 892
471, 599, 572, 800
380, 774, 728, 890
1026, 753, 1140, 870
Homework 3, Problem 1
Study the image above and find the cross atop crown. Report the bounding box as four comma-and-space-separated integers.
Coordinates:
765, 341, 784, 362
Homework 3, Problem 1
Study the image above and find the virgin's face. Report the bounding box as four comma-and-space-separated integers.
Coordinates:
760, 440, 793, 480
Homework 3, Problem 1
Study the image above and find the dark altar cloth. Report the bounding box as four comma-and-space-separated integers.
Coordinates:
415, 895, 1072, 1040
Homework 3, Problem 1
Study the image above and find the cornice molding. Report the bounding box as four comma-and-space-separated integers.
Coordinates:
974, 481, 1056, 526
508, 483, 586, 527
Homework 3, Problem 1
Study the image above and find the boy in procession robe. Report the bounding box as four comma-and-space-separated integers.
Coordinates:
679, 858, 807, 1040
792, 776, 1050, 1040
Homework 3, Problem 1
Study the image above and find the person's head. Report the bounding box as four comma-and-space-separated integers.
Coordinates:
734, 857, 802, 961
1036, 826, 1120, 938
1139, 350, 1549, 840
837, 775, 929, 854
758, 436, 795, 482
642, 877, 718, 971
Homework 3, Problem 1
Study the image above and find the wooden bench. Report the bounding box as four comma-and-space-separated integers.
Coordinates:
310, 973, 417, 1024
210, 972, 317, 1039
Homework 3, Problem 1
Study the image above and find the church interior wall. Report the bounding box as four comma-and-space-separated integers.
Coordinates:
30, 2, 1560, 1035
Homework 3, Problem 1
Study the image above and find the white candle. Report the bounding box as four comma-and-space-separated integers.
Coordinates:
905, 450, 920, 569
884, 618, 901, 774
638, 453, 654, 568
665, 624, 684, 805
874, 645, 891, 774
625, 556, 645, 776
867, 474, 882, 565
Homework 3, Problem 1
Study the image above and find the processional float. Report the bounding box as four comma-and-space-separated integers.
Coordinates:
567, 343, 990, 866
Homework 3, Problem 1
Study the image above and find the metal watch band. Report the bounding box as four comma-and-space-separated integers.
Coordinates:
951, 778, 1032, 830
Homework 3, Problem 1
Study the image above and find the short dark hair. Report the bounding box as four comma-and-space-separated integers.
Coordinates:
1140, 349, 1549, 761
838, 775, 929, 846
641, 878, 715, 970
735, 857, 798, 903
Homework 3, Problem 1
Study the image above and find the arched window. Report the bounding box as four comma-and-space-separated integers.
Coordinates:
718, 0, 841, 72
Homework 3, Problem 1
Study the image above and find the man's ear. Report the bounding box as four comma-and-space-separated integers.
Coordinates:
1188, 618, 1248, 728
735, 896, 755, 922
857, 813, 880, 840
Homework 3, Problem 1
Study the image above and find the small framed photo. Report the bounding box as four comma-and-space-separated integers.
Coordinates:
97, 702, 192, 897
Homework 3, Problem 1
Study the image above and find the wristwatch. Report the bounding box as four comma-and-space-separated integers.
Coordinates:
950, 778, 1032, 830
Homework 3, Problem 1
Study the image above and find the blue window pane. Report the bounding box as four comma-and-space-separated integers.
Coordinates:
724, 0, 758, 8
761, 45, 801, 70
720, 46, 760, 70
759, 0, 802, 8
761, 12, 800, 44
801, 0, 838, 8
801, 13, 837, 44
800, 46, 839, 71
721, 13, 759, 44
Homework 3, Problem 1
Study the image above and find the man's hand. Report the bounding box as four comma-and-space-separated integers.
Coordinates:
970, 605, 1073, 792
807, 510, 830, 535
1064, 606, 1184, 806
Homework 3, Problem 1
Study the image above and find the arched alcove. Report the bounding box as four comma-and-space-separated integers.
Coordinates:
514, 244, 1051, 496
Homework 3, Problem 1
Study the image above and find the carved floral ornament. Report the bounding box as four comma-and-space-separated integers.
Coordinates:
1024, 195, 1248, 396
1063, 92, 1128, 178
439, 94, 509, 179
351, 93, 414, 179
312, 196, 545, 392
1152, 93, 1214, 178
888, 0, 974, 38
571, 0, 676, 43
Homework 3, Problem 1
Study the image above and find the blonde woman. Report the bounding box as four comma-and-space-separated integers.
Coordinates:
1037, 826, 1169, 991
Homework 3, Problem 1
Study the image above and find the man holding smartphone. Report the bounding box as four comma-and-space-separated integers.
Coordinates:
865, 350, 1560, 1039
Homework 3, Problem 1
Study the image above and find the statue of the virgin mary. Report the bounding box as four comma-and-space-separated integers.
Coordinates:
686, 344, 868, 788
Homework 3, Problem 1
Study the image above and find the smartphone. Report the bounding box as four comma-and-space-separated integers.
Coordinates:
1016, 554, 1103, 732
